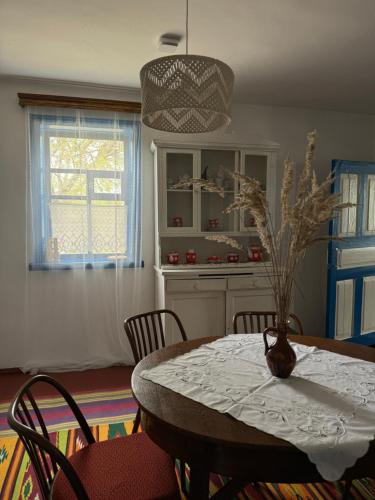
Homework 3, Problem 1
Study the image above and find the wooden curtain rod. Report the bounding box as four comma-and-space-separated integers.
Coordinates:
18, 93, 142, 113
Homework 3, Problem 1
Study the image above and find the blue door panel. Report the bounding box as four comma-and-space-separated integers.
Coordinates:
326, 159, 375, 344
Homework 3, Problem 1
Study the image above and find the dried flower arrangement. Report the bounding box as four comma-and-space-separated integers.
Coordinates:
174, 130, 351, 325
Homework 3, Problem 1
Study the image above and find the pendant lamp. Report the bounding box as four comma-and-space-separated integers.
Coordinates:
140, 0, 234, 133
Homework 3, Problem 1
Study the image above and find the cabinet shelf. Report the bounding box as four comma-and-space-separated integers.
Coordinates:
202, 190, 234, 194
167, 189, 192, 192
160, 262, 269, 270
167, 189, 234, 193
159, 230, 259, 237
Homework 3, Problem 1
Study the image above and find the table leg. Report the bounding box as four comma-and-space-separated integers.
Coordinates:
189, 465, 209, 499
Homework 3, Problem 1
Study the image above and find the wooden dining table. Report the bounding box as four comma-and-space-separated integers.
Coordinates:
131, 336, 375, 499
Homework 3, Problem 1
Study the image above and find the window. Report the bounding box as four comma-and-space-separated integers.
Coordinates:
28, 112, 141, 269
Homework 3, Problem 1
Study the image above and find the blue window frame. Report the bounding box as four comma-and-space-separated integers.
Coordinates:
28, 113, 142, 270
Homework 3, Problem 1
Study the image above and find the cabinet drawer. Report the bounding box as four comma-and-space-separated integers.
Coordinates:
166, 278, 227, 293
227, 276, 271, 290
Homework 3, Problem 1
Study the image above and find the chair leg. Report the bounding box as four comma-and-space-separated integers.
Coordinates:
342, 479, 352, 499
179, 460, 187, 495
210, 478, 250, 499
132, 407, 141, 434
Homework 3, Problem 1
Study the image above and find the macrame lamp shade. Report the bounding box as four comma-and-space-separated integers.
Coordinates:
140, 54, 234, 133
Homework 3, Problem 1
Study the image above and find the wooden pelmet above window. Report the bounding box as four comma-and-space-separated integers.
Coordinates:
18, 93, 141, 113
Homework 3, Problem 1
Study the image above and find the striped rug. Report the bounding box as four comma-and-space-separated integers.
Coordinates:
0, 388, 137, 438
1, 395, 375, 498
0, 422, 135, 499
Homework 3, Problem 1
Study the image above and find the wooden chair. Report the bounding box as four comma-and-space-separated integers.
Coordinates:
124, 308, 188, 366
7, 374, 180, 500
124, 309, 187, 433
233, 311, 304, 335
124, 308, 188, 493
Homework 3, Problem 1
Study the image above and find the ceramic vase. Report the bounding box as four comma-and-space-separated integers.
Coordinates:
263, 321, 296, 378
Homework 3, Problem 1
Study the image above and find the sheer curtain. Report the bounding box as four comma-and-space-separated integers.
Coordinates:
23, 106, 142, 372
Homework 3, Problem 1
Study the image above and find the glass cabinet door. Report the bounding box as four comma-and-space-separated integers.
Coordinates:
164, 150, 197, 231
200, 149, 237, 232
240, 152, 268, 231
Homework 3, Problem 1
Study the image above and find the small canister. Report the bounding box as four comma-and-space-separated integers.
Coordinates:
173, 216, 183, 227
248, 215, 256, 227
248, 245, 262, 262
167, 252, 179, 265
186, 249, 197, 264
208, 218, 219, 230
227, 252, 239, 263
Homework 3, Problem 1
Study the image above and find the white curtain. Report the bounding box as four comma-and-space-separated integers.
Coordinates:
23, 107, 143, 372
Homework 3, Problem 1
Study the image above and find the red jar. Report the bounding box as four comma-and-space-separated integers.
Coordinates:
248, 215, 255, 227
248, 245, 262, 262
227, 252, 239, 263
167, 252, 179, 265
186, 249, 197, 264
208, 218, 219, 230
172, 216, 183, 227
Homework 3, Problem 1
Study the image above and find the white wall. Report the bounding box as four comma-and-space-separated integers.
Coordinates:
0, 76, 374, 369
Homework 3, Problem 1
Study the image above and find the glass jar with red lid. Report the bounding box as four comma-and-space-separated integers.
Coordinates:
185, 249, 197, 264
167, 252, 179, 265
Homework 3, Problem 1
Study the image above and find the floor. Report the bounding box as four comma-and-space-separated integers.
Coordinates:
2, 366, 375, 499
0, 365, 134, 403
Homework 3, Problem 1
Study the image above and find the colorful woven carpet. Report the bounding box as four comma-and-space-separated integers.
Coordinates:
1, 396, 375, 499
0, 388, 137, 438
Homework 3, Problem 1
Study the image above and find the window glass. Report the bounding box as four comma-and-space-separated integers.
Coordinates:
29, 113, 141, 268
94, 177, 122, 195
50, 173, 87, 196
49, 137, 124, 171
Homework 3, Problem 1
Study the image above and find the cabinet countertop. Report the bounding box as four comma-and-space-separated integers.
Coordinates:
154, 262, 271, 277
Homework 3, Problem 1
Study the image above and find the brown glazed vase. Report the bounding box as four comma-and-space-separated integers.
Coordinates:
263, 322, 296, 378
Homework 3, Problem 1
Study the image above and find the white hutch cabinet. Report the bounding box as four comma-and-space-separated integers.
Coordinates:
152, 141, 279, 344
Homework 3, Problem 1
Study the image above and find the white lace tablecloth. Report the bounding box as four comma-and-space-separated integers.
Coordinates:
141, 334, 375, 481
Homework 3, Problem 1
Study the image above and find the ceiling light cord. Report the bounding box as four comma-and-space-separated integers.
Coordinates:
186, 0, 189, 55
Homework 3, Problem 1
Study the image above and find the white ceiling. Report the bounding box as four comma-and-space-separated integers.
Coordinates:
1, 0, 375, 114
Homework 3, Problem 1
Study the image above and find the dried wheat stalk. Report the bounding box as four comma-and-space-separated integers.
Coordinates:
185, 131, 352, 324
205, 235, 244, 251
172, 178, 225, 198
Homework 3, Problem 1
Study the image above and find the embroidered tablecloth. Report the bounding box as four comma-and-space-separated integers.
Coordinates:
141, 334, 375, 481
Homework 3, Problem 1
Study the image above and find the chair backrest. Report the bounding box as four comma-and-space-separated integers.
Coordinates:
124, 309, 188, 363
7, 374, 95, 500
233, 311, 304, 335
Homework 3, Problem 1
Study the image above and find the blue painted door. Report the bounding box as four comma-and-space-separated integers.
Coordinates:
326, 160, 375, 344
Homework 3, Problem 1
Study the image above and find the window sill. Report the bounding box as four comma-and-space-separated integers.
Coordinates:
29, 261, 144, 271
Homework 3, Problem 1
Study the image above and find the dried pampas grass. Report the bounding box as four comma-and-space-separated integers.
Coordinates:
185, 130, 352, 324
172, 178, 224, 198
205, 235, 244, 251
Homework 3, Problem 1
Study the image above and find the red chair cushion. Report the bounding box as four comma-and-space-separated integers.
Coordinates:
52, 432, 180, 500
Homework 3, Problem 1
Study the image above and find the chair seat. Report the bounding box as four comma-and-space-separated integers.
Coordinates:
52, 432, 180, 500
